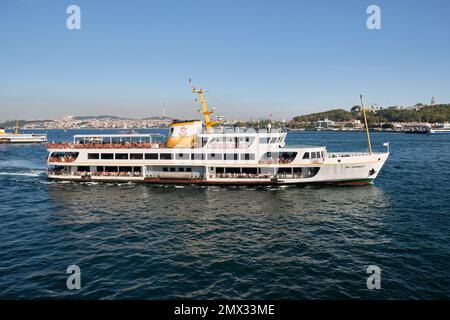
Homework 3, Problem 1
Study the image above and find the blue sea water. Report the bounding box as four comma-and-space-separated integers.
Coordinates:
0, 129, 449, 299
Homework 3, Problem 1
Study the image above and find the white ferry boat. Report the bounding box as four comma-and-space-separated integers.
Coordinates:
0, 121, 47, 144
46, 87, 389, 186
429, 123, 450, 134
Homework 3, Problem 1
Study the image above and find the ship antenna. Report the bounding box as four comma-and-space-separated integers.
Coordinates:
360, 92, 373, 154
189, 78, 220, 129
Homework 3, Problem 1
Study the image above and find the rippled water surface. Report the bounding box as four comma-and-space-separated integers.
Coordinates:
0, 130, 449, 299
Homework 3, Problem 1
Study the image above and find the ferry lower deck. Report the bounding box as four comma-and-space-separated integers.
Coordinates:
47, 149, 388, 186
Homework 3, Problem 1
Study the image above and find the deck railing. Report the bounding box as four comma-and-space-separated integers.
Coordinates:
47, 142, 164, 149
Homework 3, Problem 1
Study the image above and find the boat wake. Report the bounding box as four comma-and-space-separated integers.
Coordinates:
0, 171, 44, 177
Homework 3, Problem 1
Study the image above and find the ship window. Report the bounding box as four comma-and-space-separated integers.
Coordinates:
216, 167, 225, 174
241, 154, 255, 161
115, 153, 128, 160
162, 167, 168, 172
105, 166, 118, 172
170, 128, 174, 134
293, 167, 302, 174
242, 167, 257, 174
191, 153, 204, 160
88, 153, 100, 159
119, 166, 133, 172
178, 168, 185, 172
225, 167, 240, 174
270, 137, 277, 143
207, 153, 222, 160
130, 153, 143, 160
145, 153, 158, 160
160, 153, 172, 160
311, 152, 317, 159
133, 167, 141, 172
101, 153, 114, 159
77, 166, 90, 172
176, 153, 190, 160
302, 152, 310, 159
224, 153, 239, 160
302, 167, 320, 178
278, 168, 292, 174
259, 137, 270, 143
96, 166, 105, 172
170, 167, 176, 172
186, 167, 192, 172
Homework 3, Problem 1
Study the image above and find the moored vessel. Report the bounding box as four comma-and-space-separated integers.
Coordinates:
428, 123, 450, 134
46, 86, 389, 186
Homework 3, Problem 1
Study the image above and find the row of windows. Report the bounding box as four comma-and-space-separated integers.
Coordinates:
78, 166, 142, 173
259, 137, 283, 144
162, 167, 193, 172
87, 153, 256, 161
302, 151, 325, 160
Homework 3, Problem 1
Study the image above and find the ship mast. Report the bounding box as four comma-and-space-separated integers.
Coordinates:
15, 120, 20, 134
190, 79, 220, 129
360, 93, 373, 154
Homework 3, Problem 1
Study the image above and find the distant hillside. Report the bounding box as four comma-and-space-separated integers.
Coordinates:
291, 104, 450, 124
370, 104, 450, 123
72, 115, 128, 120
0, 120, 50, 128
292, 109, 353, 122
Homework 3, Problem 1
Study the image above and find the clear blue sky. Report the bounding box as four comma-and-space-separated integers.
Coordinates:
0, 0, 449, 120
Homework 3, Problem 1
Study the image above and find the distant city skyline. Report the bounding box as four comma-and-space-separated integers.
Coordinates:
1, 0, 449, 120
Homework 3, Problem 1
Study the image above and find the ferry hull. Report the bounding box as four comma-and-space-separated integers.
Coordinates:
47, 175, 375, 187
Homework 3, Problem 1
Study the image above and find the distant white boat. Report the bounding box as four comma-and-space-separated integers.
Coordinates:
0, 121, 47, 144
429, 123, 450, 134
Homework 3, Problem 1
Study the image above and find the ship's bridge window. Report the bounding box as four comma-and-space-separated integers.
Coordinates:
259, 137, 270, 143
145, 153, 158, 160
115, 153, 128, 160
160, 153, 172, 160
130, 153, 143, 160
311, 152, 317, 159
302, 152, 310, 159
270, 137, 277, 143
88, 153, 100, 160
101, 153, 114, 160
